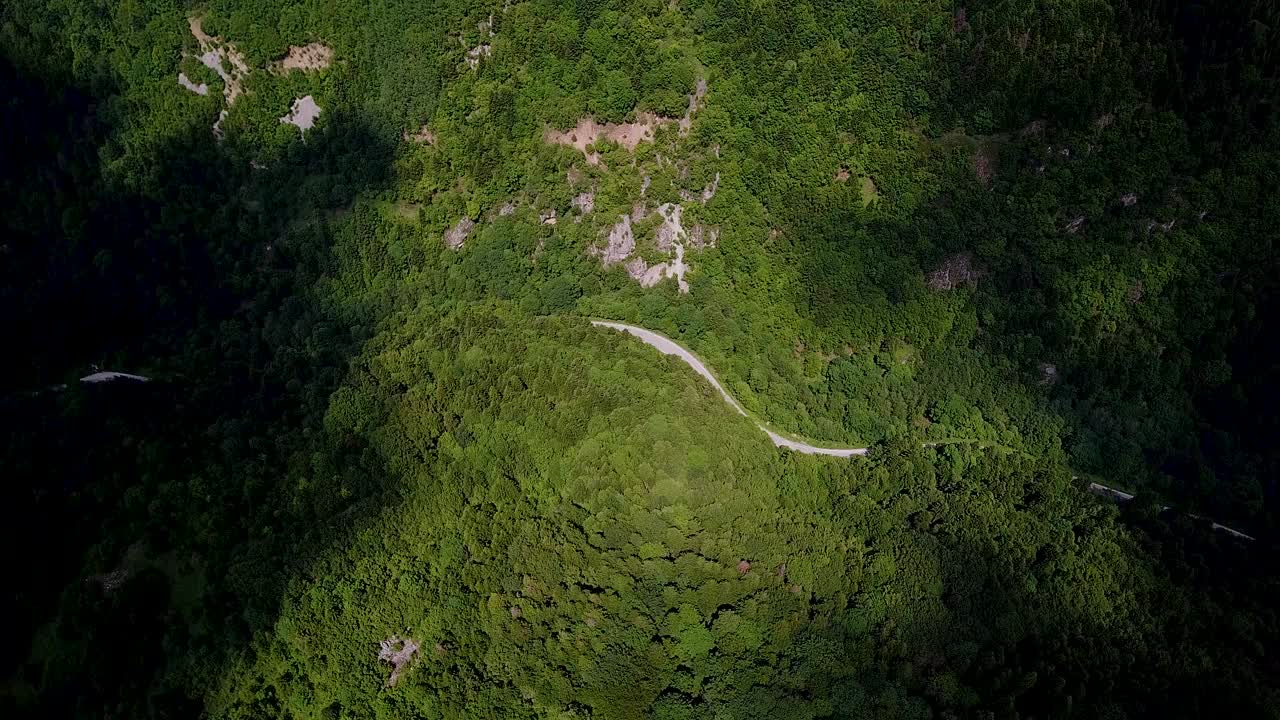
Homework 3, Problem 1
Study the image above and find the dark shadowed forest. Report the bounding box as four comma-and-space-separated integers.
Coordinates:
3, 1, 1279, 718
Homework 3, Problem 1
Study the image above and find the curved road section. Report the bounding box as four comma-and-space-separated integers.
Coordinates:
593, 320, 1256, 541
592, 321, 867, 457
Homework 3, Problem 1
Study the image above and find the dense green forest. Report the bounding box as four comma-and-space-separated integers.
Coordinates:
3, 0, 1279, 718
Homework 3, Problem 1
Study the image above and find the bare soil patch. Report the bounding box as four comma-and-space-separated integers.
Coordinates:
973, 147, 997, 185
405, 125, 437, 145
545, 113, 670, 165
274, 43, 333, 73
546, 78, 707, 163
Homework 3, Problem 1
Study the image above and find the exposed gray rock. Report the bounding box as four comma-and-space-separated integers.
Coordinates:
466, 44, 491, 69
927, 253, 982, 290
687, 224, 719, 249
378, 636, 421, 688
445, 217, 475, 249
654, 203, 684, 251
178, 73, 208, 95
600, 214, 635, 266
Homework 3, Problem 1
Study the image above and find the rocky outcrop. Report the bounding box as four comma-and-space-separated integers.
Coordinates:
445, 217, 475, 249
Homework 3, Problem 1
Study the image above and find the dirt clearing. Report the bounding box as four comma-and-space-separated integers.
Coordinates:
274, 43, 333, 73
545, 78, 707, 163
544, 114, 670, 165
405, 125, 437, 145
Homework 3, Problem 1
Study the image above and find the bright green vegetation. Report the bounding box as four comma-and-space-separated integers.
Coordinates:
3, 1, 1280, 718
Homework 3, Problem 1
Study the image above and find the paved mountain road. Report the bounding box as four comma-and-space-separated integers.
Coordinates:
592, 320, 1256, 541
591, 321, 867, 457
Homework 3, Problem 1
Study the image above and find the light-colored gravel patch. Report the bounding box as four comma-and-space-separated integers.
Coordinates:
189, 17, 249, 106
178, 73, 208, 95
280, 96, 322, 136
378, 636, 420, 688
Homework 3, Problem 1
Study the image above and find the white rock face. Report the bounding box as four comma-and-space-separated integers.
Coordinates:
701, 172, 720, 203
627, 243, 688, 293
601, 214, 635, 266
595, 200, 716, 294
189, 17, 249, 106
466, 44, 491, 69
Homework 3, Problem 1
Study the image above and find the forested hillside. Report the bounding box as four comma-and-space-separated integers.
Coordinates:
3, 0, 1279, 718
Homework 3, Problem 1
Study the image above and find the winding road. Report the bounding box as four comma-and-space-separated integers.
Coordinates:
592, 321, 867, 457
592, 320, 1257, 541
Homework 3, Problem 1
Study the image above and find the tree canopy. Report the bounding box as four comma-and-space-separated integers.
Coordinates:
3, 1, 1279, 718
